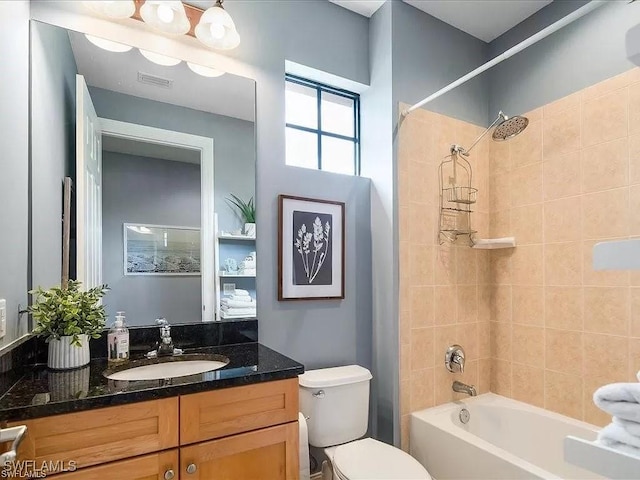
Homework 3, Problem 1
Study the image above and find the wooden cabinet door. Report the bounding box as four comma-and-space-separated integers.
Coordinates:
50, 449, 179, 480
180, 378, 298, 444
179, 422, 299, 480
10, 398, 179, 472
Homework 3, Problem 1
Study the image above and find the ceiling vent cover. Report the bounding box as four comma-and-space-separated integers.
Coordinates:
137, 72, 173, 89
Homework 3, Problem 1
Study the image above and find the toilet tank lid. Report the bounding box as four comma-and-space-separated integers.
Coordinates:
299, 365, 372, 388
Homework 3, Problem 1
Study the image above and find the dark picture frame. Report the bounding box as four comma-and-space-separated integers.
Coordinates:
278, 195, 345, 301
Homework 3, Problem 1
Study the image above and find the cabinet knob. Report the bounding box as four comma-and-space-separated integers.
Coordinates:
186, 463, 197, 474
164, 469, 175, 480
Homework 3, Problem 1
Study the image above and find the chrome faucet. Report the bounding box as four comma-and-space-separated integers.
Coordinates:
146, 318, 183, 358
452, 380, 477, 397
445, 345, 466, 373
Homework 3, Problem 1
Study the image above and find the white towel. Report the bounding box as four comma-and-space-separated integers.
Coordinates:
228, 294, 253, 303
234, 289, 249, 296
221, 306, 256, 316
613, 417, 640, 437
598, 422, 640, 449
593, 383, 640, 423
221, 298, 256, 308
240, 268, 256, 275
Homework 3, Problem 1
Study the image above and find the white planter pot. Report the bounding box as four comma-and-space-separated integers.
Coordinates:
48, 334, 90, 370
244, 222, 256, 237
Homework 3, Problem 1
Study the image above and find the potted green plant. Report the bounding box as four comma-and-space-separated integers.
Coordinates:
29, 280, 109, 370
227, 194, 256, 237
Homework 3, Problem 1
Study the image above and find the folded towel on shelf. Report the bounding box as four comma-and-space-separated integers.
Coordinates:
597, 437, 640, 458
221, 298, 256, 308
234, 289, 249, 296
228, 294, 253, 302
240, 269, 256, 275
613, 417, 640, 437
593, 383, 640, 423
220, 306, 256, 316
599, 422, 640, 449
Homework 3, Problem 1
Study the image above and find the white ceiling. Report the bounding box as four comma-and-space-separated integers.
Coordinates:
330, 0, 553, 43
68, 31, 255, 122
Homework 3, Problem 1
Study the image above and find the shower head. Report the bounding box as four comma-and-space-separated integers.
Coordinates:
492, 113, 529, 141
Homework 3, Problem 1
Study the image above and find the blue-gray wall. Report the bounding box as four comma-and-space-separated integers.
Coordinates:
31, 21, 78, 292
102, 152, 202, 325
489, 0, 640, 119
88, 87, 255, 234
0, 1, 29, 349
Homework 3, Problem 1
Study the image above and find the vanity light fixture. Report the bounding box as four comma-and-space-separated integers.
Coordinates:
195, 0, 241, 50
139, 49, 182, 66
85, 34, 134, 53
83, 0, 136, 19
187, 62, 225, 78
139, 0, 191, 35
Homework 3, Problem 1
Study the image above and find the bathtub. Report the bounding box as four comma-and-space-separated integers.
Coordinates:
410, 393, 603, 480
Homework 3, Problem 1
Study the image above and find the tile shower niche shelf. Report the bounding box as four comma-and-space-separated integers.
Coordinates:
471, 237, 516, 250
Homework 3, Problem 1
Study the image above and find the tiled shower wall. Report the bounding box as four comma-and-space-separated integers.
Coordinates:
398, 66, 640, 451
488, 67, 640, 427
397, 105, 492, 451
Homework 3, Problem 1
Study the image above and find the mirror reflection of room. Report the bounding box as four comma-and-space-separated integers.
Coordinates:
31, 21, 256, 325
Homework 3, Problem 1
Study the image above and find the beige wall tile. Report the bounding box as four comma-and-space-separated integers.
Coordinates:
491, 358, 512, 396
400, 343, 410, 382
512, 245, 543, 285
411, 286, 435, 328
543, 91, 581, 119
630, 82, 640, 135
524, 107, 543, 123
582, 88, 628, 147
478, 320, 491, 357
582, 188, 629, 239
411, 327, 434, 370
631, 288, 640, 337
545, 329, 583, 376
491, 172, 512, 212
583, 333, 628, 378
401, 414, 410, 453
583, 239, 629, 286
409, 244, 435, 286
629, 338, 640, 382
489, 137, 511, 176
400, 378, 410, 416
583, 287, 629, 335
457, 285, 478, 323
630, 186, 640, 236
478, 284, 491, 323
544, 197, 582, 243
511, 204, 543, 245
581, 138, 629, 194
512, 286, 544, 326
400, 310, 411, 346
489, 210, 511, 238
408, 159, 434, 204
511, 163, 543, 207
545, 370, 583, 419
491, 285, 512, 322
512, 324, 544, 367
478, 358, 491, 394
434, 324, 457, 366
545, 287, 583, 330
545, 242, 582, 286
511, 120, 542, 169
456, 322, 479, 360
490, 250, 512, 285
491, 321, 512, 361
434, 244, 456, 285
543, 107, 581, 158
477, 251, 491, 285
434, 286, 456, 325
456, 247, 477, 285
543, 151, 582, 201
408, 202, 436, 244
582, 71, 630, 102
410, 368, 435, 411
630, 133, 640, 185
512, 364, 544, 408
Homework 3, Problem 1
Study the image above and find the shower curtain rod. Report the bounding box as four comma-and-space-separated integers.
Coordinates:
402, 0, 607, 117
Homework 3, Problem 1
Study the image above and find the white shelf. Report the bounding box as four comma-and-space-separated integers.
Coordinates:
471, 236, 516, 250
564, 435, 640, 479
219, 273, 256, 278
217, 234, 256, 241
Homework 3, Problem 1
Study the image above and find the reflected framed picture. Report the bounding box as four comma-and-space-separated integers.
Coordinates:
123, 223, 200, 276
278, 195, 345, 300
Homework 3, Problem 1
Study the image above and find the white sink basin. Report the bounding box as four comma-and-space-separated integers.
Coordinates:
106, 358, 229, 381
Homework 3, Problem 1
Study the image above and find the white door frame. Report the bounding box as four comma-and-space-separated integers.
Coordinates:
100, 118, 215, 322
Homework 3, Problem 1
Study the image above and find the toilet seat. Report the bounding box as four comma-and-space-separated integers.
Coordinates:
331, 438, 431, 480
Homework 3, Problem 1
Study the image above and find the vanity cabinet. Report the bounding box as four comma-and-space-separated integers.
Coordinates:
9, 378, 299, 480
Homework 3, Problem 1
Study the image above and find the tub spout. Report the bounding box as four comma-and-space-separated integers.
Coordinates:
452, 380, 477, 397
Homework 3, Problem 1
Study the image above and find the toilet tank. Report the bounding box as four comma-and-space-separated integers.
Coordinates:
299, 365, 372, 447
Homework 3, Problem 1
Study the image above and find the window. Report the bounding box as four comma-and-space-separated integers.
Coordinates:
285, 74, 360, 175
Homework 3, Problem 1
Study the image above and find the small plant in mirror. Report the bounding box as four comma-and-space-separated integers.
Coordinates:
226, 194, 256, 224
29, 280, 109, 346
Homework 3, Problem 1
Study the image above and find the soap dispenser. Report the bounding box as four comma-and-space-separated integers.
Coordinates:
107, 311, 130, 364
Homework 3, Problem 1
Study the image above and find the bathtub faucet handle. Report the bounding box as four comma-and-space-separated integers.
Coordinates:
445, 344, 466, 373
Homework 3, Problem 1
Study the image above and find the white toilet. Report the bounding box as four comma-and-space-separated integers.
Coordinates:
299, 365, 432, 480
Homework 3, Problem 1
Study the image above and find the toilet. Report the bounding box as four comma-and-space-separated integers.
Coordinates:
299, 365, 432, 480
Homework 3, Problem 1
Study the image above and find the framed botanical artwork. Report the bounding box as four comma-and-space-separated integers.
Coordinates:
123, 223, 200, 276
278, 195, 345, 301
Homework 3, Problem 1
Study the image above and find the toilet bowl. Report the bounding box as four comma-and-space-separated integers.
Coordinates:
298, 365, 432, 480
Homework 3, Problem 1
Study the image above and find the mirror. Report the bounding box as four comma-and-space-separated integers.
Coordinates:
30, 21, 256, 326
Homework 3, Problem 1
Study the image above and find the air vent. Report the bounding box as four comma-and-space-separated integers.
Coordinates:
137, 72, 173, 89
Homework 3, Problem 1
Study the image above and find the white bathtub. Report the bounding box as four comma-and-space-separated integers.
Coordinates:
410, 393, 603, 480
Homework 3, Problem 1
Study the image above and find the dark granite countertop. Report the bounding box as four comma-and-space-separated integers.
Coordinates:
0, 342, 304, 422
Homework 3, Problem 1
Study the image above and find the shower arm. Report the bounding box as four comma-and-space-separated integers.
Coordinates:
456, 112, 506, 155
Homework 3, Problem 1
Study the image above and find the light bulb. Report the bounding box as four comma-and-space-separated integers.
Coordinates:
187, 62, 225, 78
139, 49, 182, 66
85, 34, 133, 53
156, 4, 175, 24
209, 23, 226, 40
